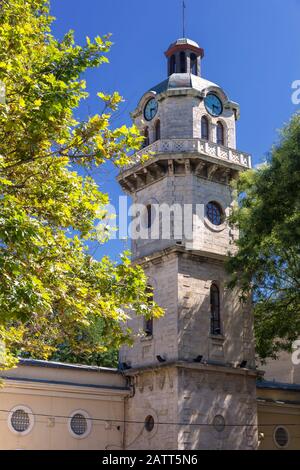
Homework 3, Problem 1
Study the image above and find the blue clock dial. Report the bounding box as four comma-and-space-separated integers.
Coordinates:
204, 94, 223, 117
144, 98, 158, 121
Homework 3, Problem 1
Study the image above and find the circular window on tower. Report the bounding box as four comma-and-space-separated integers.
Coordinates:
144, 415, 155, 432
8, 405, 34, 436
273, 426, 289, 448
213, 415, 226, 433
206, 201, 224, 226
68, 410, 91, 439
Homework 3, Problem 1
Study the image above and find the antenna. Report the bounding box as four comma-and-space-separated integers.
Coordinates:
182, 1, 186, 38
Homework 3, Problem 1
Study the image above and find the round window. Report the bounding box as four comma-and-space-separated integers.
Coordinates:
8, 406, 34, 435
69, 411, 91, 439
213, 415, 225, 433
11, 409, 30, 433
274, 426, 289, 448
206, 202, 223, 226
144, 415, 155, 432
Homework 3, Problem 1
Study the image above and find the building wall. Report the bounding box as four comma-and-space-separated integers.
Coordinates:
131, 174, 181, 259
125, 367, 178, 450
131, 174, 238, 261
178, 253, 255, 367
135, 94, 196, 141
1, 361, 300, 450
120, 252, 179, 368
124, 364, 258, 451
0, 361, 127, 450
134, 90, 236, 149
187, 176, 238, 255
160, 95, 195, 140
262, 351, 300, 385
257, 387, 300, 450
178, 366, 258, 450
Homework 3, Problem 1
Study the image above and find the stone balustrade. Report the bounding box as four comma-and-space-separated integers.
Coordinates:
122, 138, 251, 171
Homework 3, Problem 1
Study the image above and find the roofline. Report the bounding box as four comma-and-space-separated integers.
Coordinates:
18, 358, 119, 374
257, 380, 300, 392
0, 375, 129, 393
165, 43, 204, 58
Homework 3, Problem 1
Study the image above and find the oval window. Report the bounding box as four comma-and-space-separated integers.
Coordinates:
144, 415, 155, 432
70, 413, 87, 436
213, 415, 225, 432
274, 426, 289, 448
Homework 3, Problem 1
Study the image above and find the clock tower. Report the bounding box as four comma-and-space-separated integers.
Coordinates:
118, 38, 259, 450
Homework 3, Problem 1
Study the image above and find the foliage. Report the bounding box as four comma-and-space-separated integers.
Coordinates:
0, 0, 162, 369
227, 114, 300, 360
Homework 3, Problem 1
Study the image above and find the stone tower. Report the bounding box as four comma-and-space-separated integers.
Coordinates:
118, 38, 258, 450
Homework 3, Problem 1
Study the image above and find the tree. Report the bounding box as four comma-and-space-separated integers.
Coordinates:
227, 114, 300, 360
0, 0, 162, 369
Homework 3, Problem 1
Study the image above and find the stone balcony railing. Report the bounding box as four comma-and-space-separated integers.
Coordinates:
122, 138, 251, 171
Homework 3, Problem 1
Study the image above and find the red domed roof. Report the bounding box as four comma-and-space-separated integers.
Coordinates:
165, 37, 204, 58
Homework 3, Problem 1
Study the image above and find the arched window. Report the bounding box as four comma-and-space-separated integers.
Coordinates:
190, 53, 197, 75
180, 51, 186, 73
217, 121, 225, 146
143, 127, 150, 148
146, 204, 153, 229
144, 285, 154, 337
201, 116, 209, 141
155, 119, 161, 141
170, 55, 176, 74
210, 284, 221, 336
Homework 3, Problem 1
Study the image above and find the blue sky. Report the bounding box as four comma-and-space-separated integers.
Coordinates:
50, 0, 300, 260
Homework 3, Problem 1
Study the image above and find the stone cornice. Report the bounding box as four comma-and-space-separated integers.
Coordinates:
123, 360, 260, 379
132, 245, 230, 267
117, 139, 251, 194
257, 399, 300, 412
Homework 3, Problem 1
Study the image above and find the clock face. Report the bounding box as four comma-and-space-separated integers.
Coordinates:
144, 98, 158, 121
204, 94, 223, 117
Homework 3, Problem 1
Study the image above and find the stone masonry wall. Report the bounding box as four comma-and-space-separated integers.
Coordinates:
131, 174, 238, 260
119, 253, 179, 369
178, 366, 258, 450
134, 91, 236, 149
125, 368, 178, 450
178, 253, 256, 367
187, 175, 238, 255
